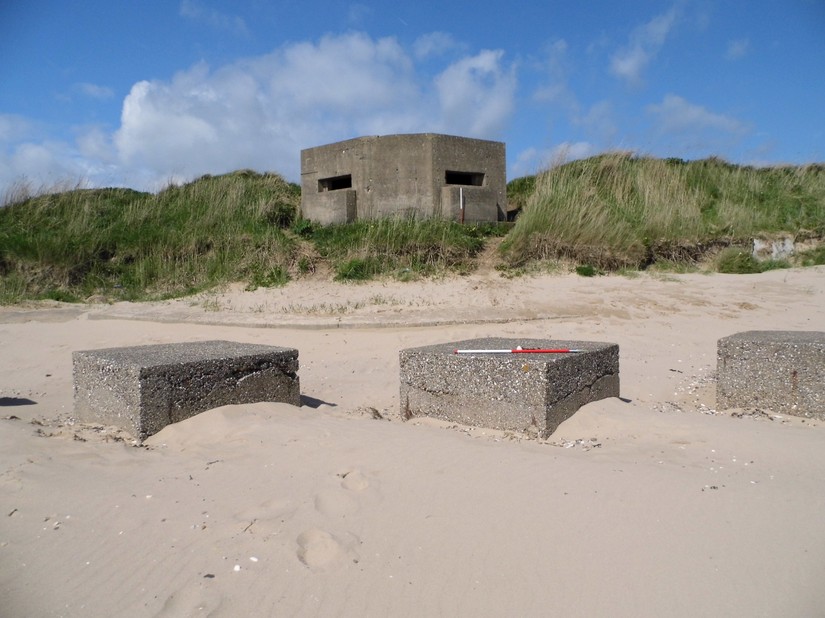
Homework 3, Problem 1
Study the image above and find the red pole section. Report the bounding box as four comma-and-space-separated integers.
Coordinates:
453, 348, 584, 354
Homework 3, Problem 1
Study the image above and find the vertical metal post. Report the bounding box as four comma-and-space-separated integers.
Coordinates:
460, 187, 465, 224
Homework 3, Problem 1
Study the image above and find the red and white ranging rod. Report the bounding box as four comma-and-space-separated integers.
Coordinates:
453, 347, 583, 354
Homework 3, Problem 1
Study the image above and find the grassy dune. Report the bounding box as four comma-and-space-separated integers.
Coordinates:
0, 171, 500, 302
0, 171, 299, 302
502, 153, 825, 269
1, 155, 824, 303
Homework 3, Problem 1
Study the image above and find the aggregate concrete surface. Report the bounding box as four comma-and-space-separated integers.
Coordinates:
717, 330, 825, 419
400, 337, 619, 437
73, 340, 300, 440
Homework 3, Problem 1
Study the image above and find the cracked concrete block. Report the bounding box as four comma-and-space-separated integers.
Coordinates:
73, 340, 300, 441
399, 337, 619, 437
717, 330, 825, 419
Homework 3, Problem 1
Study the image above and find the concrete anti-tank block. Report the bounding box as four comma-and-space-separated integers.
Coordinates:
717, 330, 825, 419
73, 340, 300, 441
399, 337, 619, 437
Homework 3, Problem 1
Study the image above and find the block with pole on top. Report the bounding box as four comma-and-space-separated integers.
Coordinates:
399, 337, 619, 437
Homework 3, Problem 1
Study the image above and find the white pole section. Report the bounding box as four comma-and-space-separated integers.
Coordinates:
453, 348, 584, 354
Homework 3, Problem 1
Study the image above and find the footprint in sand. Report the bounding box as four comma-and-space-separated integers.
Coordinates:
296, 528, 344, 569
339, 468, 370, 492
233, 498, 297, 535
313, 489, 358, 517
156, 582, 225, 617
313, 469, 374, 517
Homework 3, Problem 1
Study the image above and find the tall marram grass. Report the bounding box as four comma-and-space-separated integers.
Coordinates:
0, 169, 500, 301
3, 156, 824, 303
0, 170, 300, 302
501, 153, 825, 268
307, 218, 496, 281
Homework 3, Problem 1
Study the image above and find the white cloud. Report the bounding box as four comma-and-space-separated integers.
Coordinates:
109, 34, 515, 185
76, 126, 115, 163
533, 41, 616, 146
533, 39, 576, 109
725, 38, 750, 60
610, 7, 679, 85
550, 141, 596, 164
413, 32, 459, 59
434, 50, 516, 137
0, 114, 32, 142
510, 147, 542, 178
510, 142, 595, 178
76, 82, 115, 100
0, 116, 87, 192
0, 140, 88, 194
0, 33, 518, 192
347, 4, 372, 27
648, 94, 746, 134
646, 94, 749, 154
576, 100, 618, 144
179, 0, 248, 36
261, 33, 417, 115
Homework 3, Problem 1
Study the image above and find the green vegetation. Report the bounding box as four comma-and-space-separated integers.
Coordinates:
714, 247, 791, 274
798, 245, 825, 266
501, 153, 825, 269
0, 170, 300, 302
505, 175, 536, 218
306, 218, 497, 281
575, 264, 602, 277
0, 171, 502, 302
1, 153, 824, 304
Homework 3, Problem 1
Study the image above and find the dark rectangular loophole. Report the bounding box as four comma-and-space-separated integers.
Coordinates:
318, 174, 352, 191
445, 171, 484, 186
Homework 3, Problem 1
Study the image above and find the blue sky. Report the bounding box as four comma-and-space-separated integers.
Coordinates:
1, 0, 824, 194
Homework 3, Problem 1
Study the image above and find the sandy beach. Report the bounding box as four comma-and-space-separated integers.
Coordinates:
1, 266, 824, 617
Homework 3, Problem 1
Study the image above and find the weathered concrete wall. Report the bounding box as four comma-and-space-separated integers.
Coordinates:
399, 337, 619, 437
73, 340, 300, 441
309, 189, 357, 225
717, 330, 825, 419
300, 134, 506, 224
441, 186, 498, 223
432, 134, 506, 221
752, 235, 795, 261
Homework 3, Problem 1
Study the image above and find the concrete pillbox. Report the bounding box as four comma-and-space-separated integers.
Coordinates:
717, 330, 825, 419
399, 337, 619, 437
73, 340, 300, 441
